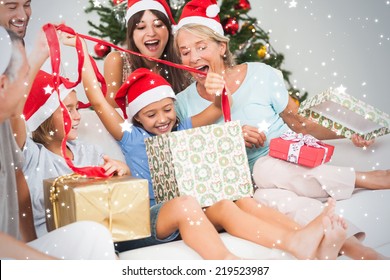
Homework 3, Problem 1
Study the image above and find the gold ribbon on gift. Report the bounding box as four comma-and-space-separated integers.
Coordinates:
49, 173, 85, 230
49, 173, 114, 233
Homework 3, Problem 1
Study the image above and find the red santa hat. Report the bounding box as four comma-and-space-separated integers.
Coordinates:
23, 70, 75, 132
125, 0, 176, 25
175, 0, 223, 35
0, 27, 12, 75
115, 68, 176, 120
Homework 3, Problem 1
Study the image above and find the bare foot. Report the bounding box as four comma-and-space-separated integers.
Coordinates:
317, 215, 348, 260
285, 198, 336, 259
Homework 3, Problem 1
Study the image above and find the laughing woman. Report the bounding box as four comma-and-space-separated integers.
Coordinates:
104, 0, 191, 108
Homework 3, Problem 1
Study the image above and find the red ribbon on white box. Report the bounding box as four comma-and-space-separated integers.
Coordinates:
280, 130, 329, 164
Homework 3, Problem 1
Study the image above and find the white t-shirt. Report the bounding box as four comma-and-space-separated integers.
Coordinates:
23, 137, 104, 237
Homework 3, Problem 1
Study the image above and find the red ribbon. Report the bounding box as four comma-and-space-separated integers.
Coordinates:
42, 23, 231, 178
55, 24, 231, 121
43, 23, 109, 178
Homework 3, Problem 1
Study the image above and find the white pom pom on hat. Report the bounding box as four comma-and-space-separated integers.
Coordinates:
206, 4, 220, 18
175, 0, 224, 36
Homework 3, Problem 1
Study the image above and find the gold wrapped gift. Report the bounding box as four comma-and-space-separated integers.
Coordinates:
43, 174, 151, 242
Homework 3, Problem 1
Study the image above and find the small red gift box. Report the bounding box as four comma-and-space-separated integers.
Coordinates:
269, 131, 335, 168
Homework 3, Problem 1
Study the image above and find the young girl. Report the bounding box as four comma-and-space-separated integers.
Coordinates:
61, 33, 347, 260
11, 70, 131, 238
104, 0, 191, 108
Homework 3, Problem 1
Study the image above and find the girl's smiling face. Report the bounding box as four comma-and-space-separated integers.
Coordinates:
134, 97, 177, 135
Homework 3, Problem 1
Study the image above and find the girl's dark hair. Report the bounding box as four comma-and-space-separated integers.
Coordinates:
126, 10, 191, 93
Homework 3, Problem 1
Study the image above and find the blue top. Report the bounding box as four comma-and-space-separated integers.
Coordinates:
118, 118, 193, 206
175, 62, 290, 172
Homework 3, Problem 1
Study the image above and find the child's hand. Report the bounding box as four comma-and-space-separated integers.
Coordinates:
59, 31, 87, 49
101, 155, 131, 176
351, 134, 375, 148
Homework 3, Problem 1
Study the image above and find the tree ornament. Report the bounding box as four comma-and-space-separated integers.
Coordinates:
94, 43, 111, 58
112, 0, 125, 5
223, 17, 239, 35
257, 45, 270, 59
234, 0, 251, 11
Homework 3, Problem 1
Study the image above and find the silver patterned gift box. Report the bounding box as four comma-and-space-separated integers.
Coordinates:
298, 87, 390, 140
144, 121, 254, 207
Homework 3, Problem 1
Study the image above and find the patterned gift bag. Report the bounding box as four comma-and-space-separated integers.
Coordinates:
145, 121, 254, 207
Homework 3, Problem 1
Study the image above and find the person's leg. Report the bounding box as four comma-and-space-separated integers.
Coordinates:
204, 198, 339, 260
355, 170, 390, 189
252, 156, 356, 200
156, 196, 239, 260
234, 197, 299, 231
235, 197, 380, 260
340, 236, 388, 260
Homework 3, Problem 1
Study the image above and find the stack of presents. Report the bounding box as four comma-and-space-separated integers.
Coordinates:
44, 88, 390, 245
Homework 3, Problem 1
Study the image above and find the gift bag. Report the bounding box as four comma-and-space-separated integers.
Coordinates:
145, 121, 254, 207
298, 87, 390, 140
44, 175, 151, 242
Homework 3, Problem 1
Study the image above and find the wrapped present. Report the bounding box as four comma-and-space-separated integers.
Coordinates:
269, 130, 335, 168
44, 174, 150, 242
298, 87, 390, 140
144, 121, 254, 207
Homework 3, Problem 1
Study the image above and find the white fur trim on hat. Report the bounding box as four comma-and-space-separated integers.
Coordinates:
127, 84, 175, 119
0, 27, 12, 75
175, 16, 224, 35
26, 85, 73, 132
125, 0, 168, 23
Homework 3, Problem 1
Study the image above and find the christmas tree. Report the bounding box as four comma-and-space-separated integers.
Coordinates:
84, 0, 307, 103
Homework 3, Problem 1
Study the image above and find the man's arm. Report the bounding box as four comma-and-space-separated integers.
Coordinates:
15, 169, 37, 242
0, 232, 56, 260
